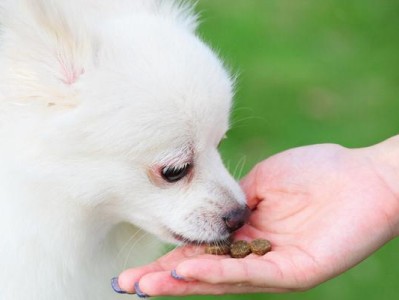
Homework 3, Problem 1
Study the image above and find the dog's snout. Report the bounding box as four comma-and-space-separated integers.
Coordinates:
223, 205, 251, 233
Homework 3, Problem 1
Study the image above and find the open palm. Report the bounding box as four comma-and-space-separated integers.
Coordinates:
117, 144, 398, 296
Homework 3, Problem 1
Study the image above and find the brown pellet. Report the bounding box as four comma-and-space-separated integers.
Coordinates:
205, 239, 272, 258
230, 240, 251, 258
249, 239, 272, 255
204, 243, 230, 255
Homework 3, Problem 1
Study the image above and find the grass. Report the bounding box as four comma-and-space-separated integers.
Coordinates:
159, 1, 399, 299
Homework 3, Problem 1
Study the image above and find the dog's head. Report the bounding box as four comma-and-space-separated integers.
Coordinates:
0, 1, 249, 244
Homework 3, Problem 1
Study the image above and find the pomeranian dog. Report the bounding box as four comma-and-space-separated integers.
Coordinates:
0, 0, 250, 299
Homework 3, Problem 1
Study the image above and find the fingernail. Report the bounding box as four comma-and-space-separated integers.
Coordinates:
111, 277, 126, 294
134, 282, 150, 298
171, 269, 185, 280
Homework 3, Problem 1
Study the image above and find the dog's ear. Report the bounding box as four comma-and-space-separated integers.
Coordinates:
0, 0, 95, 107
26, 0, 92, 85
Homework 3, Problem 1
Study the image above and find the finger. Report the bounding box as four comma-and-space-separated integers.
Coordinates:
117, 246, 228, 293
136, 271, 291, 296
174, 257, 290, 288
117, 260, 165, 293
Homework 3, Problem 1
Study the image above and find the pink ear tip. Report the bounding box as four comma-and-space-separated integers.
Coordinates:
57, 53, 84, 85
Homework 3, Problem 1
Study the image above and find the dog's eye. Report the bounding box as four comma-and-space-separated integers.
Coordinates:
161, 163, 191, 183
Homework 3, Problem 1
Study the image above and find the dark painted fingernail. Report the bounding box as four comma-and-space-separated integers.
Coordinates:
171, 269, 185, 280
111, 277, 126, 294
134, 282, 150, 298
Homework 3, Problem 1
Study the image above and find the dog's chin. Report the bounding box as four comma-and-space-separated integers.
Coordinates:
168, 230, 231, 246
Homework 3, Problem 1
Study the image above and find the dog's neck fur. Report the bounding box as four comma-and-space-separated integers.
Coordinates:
0, 157, 159, 299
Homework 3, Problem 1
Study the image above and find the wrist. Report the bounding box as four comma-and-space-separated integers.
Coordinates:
366, 135, 399, 236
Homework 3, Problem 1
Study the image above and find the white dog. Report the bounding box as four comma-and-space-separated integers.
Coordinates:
0, 1, 249, 299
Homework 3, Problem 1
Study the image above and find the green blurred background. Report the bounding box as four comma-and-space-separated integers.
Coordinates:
160, 0, 399, 299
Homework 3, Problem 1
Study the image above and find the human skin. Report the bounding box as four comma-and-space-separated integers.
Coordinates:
115, 135, 399, 296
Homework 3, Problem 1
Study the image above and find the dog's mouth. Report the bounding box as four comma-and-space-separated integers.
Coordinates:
164, 206, 250, 245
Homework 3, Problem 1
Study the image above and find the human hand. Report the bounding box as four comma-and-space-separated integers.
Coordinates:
115, 140, 399, 297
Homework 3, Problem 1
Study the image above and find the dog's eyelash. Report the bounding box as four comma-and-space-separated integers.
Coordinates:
161, 162, 191, 183
162, 163, 190, 174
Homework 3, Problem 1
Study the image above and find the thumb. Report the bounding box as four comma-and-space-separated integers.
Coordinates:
240, 162, 263, 209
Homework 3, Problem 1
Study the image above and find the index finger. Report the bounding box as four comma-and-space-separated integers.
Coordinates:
174, 256, 286, 287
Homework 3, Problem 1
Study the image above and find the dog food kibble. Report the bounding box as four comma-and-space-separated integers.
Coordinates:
205, 239, 272, 258
249, 238, 272, 255
230, 240, 251, 258
204, 243, 230, 255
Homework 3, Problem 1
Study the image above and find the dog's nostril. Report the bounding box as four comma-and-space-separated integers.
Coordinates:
223, 205, 251, 233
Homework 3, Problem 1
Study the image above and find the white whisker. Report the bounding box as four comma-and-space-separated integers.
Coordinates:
116, 228, 145, 259
233, 155, 247, 179
123, 231, 151, 269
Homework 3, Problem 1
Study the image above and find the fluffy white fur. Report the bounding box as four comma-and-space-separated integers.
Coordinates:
0, 1, 247, 299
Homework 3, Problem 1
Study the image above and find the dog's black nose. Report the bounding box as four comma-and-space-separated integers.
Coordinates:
223, 205, 251, 233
